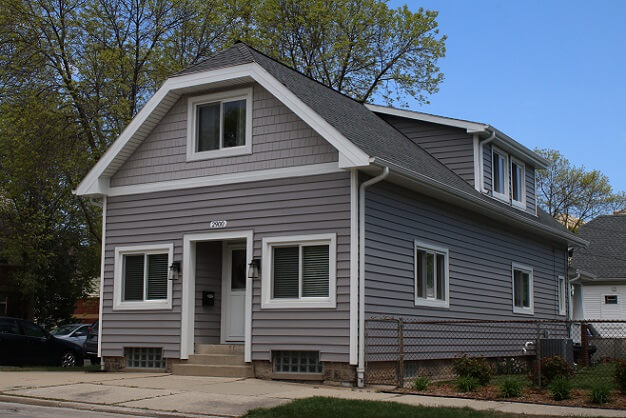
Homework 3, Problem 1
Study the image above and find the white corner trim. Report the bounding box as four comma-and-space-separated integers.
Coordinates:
261, 233, 337, 309
76, 62, 370, 196
512, 262, 534, 315
558, 275, 567, 316
112, 244, 174, 311
349, 169, 358, 365
97, 196, 107, 359
414, 240, 450, 309
186, 87, 253, 162
106, 163, 343, 197
180, 230, 254, 361
472, 134, 481, 192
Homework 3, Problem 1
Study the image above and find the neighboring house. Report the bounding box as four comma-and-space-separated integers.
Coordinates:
570, 214, 626, 326
71, 278, 100, 324
76, 43, 586, 386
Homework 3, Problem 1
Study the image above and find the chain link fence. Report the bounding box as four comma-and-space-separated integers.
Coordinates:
365, 317, 626, 389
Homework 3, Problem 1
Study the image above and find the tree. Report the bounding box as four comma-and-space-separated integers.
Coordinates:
535, 149, 626, 232
0, 0, 446, 324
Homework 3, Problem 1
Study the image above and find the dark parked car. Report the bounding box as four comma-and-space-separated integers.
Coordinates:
83, 322, 99, 365
0, 316, 83, 367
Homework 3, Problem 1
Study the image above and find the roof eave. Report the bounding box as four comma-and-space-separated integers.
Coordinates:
371, 158, 588, 247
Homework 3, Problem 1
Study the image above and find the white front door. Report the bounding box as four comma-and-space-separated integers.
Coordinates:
221, 244, 246, 343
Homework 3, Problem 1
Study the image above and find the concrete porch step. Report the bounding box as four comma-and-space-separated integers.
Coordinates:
194, 344, 244, 355
171, 364, 254, 378
187, 353, 246, 366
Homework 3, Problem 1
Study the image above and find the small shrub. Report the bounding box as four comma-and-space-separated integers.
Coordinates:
541, 355, 574, 385
453, 356, 492, 385
456, 376, 479, 392
496, 357, 526, 375
499, 377, 523, 398
548, 377, 572, 401
412, 377, 429, 391
614, 361, 626, 395
589, 384, 612, 404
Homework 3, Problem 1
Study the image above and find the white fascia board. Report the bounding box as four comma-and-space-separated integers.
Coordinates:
76, 62, 370, 196
366, 104, 488, 133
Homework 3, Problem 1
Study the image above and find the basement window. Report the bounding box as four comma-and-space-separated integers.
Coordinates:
125, 347, 164, 369
273, 351, 322, 374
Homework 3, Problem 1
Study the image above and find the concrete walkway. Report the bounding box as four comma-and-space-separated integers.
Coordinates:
0, 371, 623, 417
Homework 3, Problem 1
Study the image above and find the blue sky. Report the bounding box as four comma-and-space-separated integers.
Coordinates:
387, 0, 626, 191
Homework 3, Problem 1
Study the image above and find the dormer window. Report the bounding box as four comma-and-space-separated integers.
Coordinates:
492, 147, 509, 201
511, 157, 526, 209
186, 88, 252, 161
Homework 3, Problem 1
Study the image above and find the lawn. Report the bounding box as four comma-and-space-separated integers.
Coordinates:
571, 362, 617, 390
243, 397, 526, 418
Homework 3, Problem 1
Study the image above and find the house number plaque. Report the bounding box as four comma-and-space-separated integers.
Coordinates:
209, 220, 228, 229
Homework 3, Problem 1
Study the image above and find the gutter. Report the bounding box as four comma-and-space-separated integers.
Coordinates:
370, 157, 588, 247
357, 166, 389, 388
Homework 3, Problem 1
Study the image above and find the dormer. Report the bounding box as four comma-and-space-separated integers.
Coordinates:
366, 105, 549, 216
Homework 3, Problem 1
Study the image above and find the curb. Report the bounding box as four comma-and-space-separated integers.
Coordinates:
0, 394, 225, 418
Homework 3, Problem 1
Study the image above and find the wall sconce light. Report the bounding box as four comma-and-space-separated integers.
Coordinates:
169, 261, 181, 281
248, 258, 260, 279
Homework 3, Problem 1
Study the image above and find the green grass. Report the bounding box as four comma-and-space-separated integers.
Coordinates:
243, 397, 529, 418
571, 363, 617, 390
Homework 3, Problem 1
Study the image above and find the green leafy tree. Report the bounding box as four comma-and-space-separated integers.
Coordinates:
536, 149, 626, 231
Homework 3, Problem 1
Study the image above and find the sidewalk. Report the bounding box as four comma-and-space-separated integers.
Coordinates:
0, 371, 624, 417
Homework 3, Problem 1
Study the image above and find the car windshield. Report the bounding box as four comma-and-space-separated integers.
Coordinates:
51, 324, 79, 335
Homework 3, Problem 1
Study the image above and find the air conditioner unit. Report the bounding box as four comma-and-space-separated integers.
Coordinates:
540, 338, 574, 364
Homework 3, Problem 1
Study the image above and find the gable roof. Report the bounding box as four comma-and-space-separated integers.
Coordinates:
76, 42, 585, 246
571, 215, 626, 278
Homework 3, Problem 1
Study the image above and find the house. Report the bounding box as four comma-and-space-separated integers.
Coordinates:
75, 42, 586, 386
570, 213, 626, 325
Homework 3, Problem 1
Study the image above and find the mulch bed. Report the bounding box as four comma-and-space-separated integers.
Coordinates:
393, 385, 626, 410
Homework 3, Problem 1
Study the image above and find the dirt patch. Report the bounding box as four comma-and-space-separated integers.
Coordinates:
394, 385, 626, 410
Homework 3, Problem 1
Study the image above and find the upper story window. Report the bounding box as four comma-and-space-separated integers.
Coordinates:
511, 157, 526, 209
414, 240, 450, 308
186, 88, 252, 161
558, 276, 566, 316
605, 295, 618, 305
113, 244, 173, 310
491, 146, 509, 201
512, 262, 534, 315
261, 234, 337, 309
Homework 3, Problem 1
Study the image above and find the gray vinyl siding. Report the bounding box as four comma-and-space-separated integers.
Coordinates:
101, 172, 351, 362
483, 142, 492, 193
194, 241, 222, 344
526, 165, 536, 213
110, 84, 338, 187
364, 180, 567, 319
380, 115, 476, 187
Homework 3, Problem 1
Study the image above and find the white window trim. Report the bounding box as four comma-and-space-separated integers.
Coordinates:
186, 87, 253, 162
491, 146, 509, 202
414, 240, 450, 308
512, 262, 534, 315
261, 233, 337, 309
558, 275, 566, 316
113, 244, 174, 311
510, 156, 526, 210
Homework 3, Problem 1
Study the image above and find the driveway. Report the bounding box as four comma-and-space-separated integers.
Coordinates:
0, 371, 623, 417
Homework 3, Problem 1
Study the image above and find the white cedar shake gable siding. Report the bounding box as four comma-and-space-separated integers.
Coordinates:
110, 84, 338, 187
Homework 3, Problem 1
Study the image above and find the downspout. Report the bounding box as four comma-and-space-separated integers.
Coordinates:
478, 129, 496, 193
357, 166, 389, 387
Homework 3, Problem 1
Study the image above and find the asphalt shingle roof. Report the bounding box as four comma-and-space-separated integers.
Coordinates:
572, 215, 626, 278
177, 43, 575, 241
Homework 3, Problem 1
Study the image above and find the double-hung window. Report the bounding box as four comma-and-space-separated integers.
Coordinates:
511, 157, 526, 209
557, 276, 566, 316
262, 234, 336, 309
414, 240, 450, 308
512, 263, 533, 315
114, 244, 173, 310
492, 147, 509, 201
186, 88, 252, 161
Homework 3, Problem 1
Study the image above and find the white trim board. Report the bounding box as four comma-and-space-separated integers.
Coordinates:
75, 62, 370, 197
103, 163, 343, 197
349, 169, 358, 365
97, 196, 107, 359
181, 230, 254, 361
